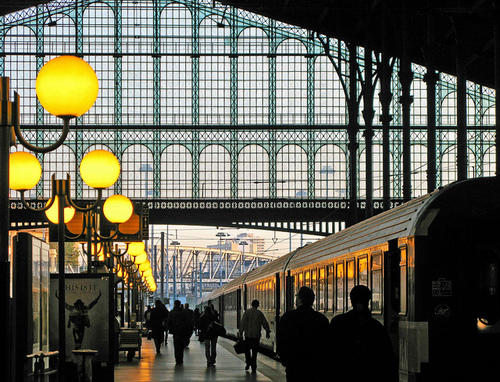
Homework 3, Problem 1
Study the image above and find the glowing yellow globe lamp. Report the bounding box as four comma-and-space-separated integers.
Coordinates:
132, 251, 147, 265
45, 196, 76, 224
141, 268, 152, 278
80, 150, 120, 189
36, 56, 99, 119
103, 194, 133, 223
128, 242, 145, 256
138, 260, 151, 272
9, 152, 42, 191
149, 284, 157, 292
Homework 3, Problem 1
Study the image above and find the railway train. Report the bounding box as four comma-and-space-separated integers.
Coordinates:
198, 177, 500, 381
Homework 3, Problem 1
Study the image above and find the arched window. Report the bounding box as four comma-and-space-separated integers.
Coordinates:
121, 144, 154, 198
162, 144, 193, 198
238, 27, 269, 125
200, 145, 230, 198
315, 144, 347, 198
277, 144, 307, 198
238, 144, 269, 198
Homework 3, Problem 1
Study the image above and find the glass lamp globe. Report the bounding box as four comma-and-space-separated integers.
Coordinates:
103, 195, 133, 223
36, 56, 99, 118
128, 242, 145, 256
80, 150, 120, 189
9, 152, 42, 190
45, 196, 76, 224
138, 260, 150, 272
132, 251, 147, 265
141, 268, 152, 278
149, 284, 157, 292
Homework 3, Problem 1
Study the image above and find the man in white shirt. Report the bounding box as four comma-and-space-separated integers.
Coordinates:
239, 300, 271, 372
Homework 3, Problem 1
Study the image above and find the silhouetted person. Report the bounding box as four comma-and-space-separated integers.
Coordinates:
57, 290, 102, 350
194, 307, 201, 335
199, 306, 219, 366
184, 303, 195, 347
277, 286, 329, 382
329, 285, 398, 382
239, 299, 270, 372
144, 306, 152, 331
167, 300, 194, 364
150, 300, 169, 354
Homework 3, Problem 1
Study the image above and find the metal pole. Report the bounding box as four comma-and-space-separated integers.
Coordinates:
199, 262, 202, 300
0, 77, 13, 382
173, 252, 177, 301
56, 181, 67, 381
160, 232, 164, 301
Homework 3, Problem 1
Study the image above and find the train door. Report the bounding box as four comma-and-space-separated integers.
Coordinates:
285, 271, 294, 312
237, 288, 242, 331
274, 273, 281, 352
384, 241, 401, 362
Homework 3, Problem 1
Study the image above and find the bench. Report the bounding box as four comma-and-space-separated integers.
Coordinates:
119, 329, 142, 361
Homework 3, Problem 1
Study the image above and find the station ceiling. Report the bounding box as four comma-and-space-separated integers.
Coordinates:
1, 0, 497, 89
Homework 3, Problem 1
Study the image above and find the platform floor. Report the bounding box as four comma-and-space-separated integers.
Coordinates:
115, 335, 287, 382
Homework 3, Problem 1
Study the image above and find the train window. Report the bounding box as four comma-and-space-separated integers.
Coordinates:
400, 246, 408, 315
311, 269, 318, 304
358, 257, 368, 286
371, 254, 383, 314
305, 270, 311, 287
327, 264, 334, 311
477, 250, 500, 326
347, 260, 355, 300
336, 262, 345, 312
298, 272, 303, 291
319, 267, 325, 311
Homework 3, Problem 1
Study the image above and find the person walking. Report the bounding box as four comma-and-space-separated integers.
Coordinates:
199, 306, 219, 366
277, 286, 329, 382
167, 300, 194, 365
150, 300, 169, 354
329, 285, 398, 382
239, 299, 271, 372
183, 303, 195, 347
194, 307, 201, 335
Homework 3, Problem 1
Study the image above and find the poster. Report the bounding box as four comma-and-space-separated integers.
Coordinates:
50, 275, 110, 362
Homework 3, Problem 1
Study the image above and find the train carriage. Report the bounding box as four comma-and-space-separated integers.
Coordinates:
198, 177, 500, 381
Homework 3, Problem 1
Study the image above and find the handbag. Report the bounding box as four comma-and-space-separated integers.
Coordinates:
233, 339, 246, 354
207, 321, 226, 336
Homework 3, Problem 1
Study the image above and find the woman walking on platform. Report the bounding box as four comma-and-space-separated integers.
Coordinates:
199, 306, 219, 366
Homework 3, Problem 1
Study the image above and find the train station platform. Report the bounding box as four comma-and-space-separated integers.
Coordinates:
115, 335, 287, 382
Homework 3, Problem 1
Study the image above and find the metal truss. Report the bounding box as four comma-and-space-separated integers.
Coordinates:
150, 244, 277, 300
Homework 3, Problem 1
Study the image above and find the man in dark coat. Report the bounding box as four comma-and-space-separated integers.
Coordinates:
150, 300, 169, 354
277, 286, 329, 382
198, 306, 219, 366
167, 300, 194, 364
329, 285, 398, 382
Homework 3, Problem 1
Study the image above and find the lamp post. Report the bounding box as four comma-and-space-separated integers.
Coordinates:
4, 55, 112, 381
216, 232, 229, 287
239, 241, 248, 276
171, 241, 180, 301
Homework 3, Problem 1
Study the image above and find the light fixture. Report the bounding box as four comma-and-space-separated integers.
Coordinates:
103, 194, 133, 223
35, 55, 99, 119
132, 251, 147, 265
80, 150, 120, 189
127, 241, 145, 256
45, 195, 75, 224
9, 152, 42, 191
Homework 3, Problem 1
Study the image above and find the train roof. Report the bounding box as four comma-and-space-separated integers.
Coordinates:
199, 177, 500, 300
